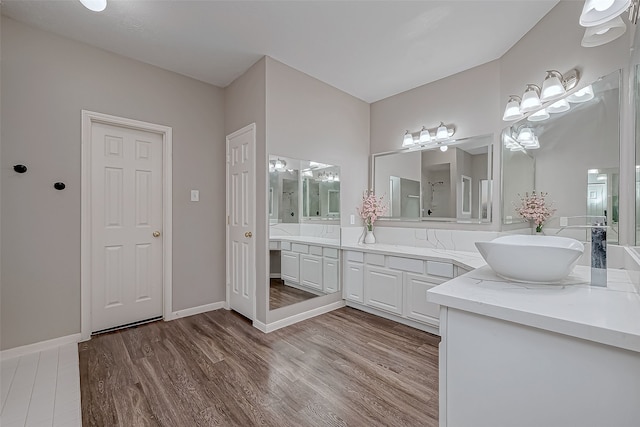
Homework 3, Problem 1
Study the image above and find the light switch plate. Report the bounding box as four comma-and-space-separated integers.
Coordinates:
560, 217, 568, 227
350, 214, 355, 225
191, 190, 199, 202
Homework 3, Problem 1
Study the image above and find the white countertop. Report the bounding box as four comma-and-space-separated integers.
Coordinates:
269, 236, 341, 248
341, 242, 486, 271
428, 265, 640, 353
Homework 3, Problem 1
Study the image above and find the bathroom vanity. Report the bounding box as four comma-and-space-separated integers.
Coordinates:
428, 263, 640, 427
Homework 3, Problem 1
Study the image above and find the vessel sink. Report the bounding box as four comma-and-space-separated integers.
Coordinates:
475, 235, 585, 283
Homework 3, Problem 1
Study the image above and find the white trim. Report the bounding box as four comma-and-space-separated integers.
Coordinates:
165, 301, 225, 321
255, 301, 345, 333
1, 334, 81, 361
345, 301, 440, 336
81, 110, 173, 341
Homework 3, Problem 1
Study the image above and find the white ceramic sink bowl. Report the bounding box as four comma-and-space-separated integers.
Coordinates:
475, 235, 585, 284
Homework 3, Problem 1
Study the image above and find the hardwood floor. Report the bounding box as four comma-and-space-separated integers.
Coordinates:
79, 307, 440, 426
269, 278, 318, 310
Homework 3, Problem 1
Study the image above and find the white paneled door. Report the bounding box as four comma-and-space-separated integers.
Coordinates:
90, 122, 164, 332
226, 124, 256, 320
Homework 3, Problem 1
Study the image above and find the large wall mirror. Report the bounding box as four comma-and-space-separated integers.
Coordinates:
268, 154, 341, 312
372, 134, 493, 223
502, 69, 620, 243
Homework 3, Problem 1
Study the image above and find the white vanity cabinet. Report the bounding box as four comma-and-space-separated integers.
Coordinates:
279, 241, 340, 295
343, 249, 462, 334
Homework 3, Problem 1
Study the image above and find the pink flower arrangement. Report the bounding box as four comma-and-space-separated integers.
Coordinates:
357, 190, 387, 231
513, 191, 556, 232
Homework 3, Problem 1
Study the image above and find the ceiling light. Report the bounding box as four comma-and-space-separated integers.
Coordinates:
540, 71, 566, 102
581, 16, 627, 46
520, 85, 542, 112
402, 131, 415, 147
439, 145, 448, 152
580, 0, 631, 27
79, 0, 107, 12
567, 85, 595, 103
528, 108, 550, 122
503, 95, 525, 121
547, 98, 571, 114
419, 126, 432, 143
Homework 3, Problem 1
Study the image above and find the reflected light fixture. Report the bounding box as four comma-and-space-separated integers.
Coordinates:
439, 145, 448, 152
580, 0, 631, 26
547, 98, 571, 113
402, 130, 415, 147
540, 71, 566, 102
79, 0, 107, 12
567, 85, 595, 103
520, 84, 542, 112
503, 95, 525, 121
528, 108, 550, 122
582, 15, 627, 46
274, 158, 286, 171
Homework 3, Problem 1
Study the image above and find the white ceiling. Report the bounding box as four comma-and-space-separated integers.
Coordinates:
1, 0, 559, 103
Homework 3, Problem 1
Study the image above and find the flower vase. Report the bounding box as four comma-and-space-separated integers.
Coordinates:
364, 229, 376, 244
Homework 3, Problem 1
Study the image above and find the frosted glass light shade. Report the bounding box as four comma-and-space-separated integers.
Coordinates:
503, 96, 524, 121
540, 71, 566, 102
567, 85, 595, 103
517, 127, 535, 144
79, 0, 107, 11
547, 98, 570, 114
436, 123, 451, 140
528, 108, 550, 122
520, 85, 542, 112
419, 127, 432, 143
402, 131, 415, 147
581, 16, 626, 47
580, 0, 631, 27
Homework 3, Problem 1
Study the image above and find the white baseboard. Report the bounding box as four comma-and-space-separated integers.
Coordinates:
255, 301, 345, 333
166, 301, 225, 321
1, 333, 81, 361
345, 301, 440, 336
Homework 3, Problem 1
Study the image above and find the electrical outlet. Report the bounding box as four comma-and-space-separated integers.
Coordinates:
191, 190, 199, 202
560, 217, 568, 227
350, 214, 355, 225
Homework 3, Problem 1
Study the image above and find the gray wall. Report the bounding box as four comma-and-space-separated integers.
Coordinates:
1, 17, 225, 349
265, 57, 370, 323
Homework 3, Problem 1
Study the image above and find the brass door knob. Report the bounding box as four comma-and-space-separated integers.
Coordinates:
153, 231, 161, 237
244, 231, 253, 238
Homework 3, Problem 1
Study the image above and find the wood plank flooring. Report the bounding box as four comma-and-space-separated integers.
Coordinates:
269, 278, 318, 310
79, 307, 440, 426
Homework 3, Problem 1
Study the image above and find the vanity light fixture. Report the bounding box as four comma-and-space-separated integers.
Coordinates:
540, 71, 567, 102
567, 85, 595, 103
402, 130, 415, 148
520, 85, 542, 112
547, 98, 571, 114
580, 0, 631, 27
79, 0, 107, 12
401, 123, 455, 148
503, 96, 525, 121
528, 108, 550, 122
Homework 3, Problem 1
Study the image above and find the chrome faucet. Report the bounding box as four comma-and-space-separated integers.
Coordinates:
590, 219, 607, 287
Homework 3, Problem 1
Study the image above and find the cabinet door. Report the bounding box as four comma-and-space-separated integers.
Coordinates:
281, 251, 300, 283
344, 261, 364, 303
300, 254, 323, 291
404, 273, 440, 324
364, 266, 403, 315
323, 258, 340, 293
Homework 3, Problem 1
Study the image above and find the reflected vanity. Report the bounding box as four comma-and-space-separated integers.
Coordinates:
502, 69, 620, 244
372, 134, 493, 223
268, 155, 342, 311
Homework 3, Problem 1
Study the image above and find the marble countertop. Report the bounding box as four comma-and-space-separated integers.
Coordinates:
428, 265, 640, 353
340, 242, 486, 271
269, 236, 341, 248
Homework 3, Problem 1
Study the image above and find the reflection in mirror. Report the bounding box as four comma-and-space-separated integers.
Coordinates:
502, 69, 620, 243
373, 134, 493, 223
268, 154, 341, 311
636, 65, 640, 244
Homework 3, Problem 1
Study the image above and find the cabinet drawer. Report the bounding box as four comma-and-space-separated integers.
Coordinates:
404, 273, 440, 324
426, 261, 454, 278
365, 253, 386, 266
309, 245, 323, 256
388, 256, 424, 274
323, 247, 339, 259
292, 243, 309, 254
281, 241, 291, 251
346, 251, 364, 263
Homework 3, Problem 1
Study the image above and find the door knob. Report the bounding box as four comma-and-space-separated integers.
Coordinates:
153, 231, 161, 237
245, 231, 253, 238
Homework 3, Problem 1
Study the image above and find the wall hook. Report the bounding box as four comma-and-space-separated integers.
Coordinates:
13, 164, 27, 173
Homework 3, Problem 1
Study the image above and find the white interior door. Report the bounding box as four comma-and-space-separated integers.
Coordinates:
90, 122, 164, 332
226, 124, 256, 320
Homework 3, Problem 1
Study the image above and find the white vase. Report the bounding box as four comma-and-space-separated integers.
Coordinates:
364, 229, 376, 244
